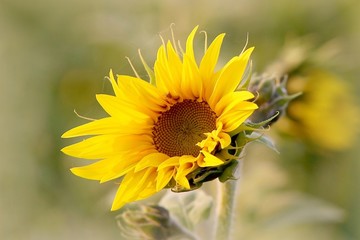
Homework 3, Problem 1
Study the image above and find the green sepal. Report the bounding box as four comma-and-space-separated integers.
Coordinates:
245, 112, 280, 129
218, 159, 240, 182
249, 131, 279, 153
229, 112, 279, 137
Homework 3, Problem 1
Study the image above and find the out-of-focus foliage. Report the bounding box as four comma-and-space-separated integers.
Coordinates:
1, 0, 359, 239
267, 37, 360, 151
235, 145, 345, 240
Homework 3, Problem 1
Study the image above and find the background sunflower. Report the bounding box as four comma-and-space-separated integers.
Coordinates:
1, 0, 359, 239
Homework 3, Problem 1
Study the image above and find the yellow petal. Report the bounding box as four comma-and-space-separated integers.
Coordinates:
175, 156, 197, 189
214, 91, 255, 116
117, 74, 167, 113
61, 117, 151, 138
100, 149, 156, 183
111, 168, 157, 211
96, 94, 149, 120
108, 69, 121, 96
61, 118, 122, 138
200, 33, 225, 79
135, 152, 170, 172
158, 156, 180, 169
217, 104, 257, 132
218, 132, 231, 149
61, 135, 120, 159
209, 47, 254, 108
179, 155, 197, 165
154, 41, 184, 97
137, 182, 157, 200
200, 33, 225, 99
199, 151, 224, 167
156, 167, 175, 191
181, 53, 202, 99
70, 158, 117, 181
112, 135, 154, 152
185, 26, 199, 64
154, 45, 173, 94
198, 136, 218, 153
176, 174, 191, 189
166, 41, 183, 93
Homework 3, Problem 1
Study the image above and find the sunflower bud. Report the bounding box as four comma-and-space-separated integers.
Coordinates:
248, 75, 301, 126
116, 204, 197, 240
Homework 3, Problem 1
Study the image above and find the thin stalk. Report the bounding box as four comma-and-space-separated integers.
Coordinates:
214, 179, 238, 240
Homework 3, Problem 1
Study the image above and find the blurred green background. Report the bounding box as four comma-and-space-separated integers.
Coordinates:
1, 0, 359, 239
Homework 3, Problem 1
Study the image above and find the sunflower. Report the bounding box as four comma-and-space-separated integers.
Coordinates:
62, 26, 258, 211
278, 69, 359, 151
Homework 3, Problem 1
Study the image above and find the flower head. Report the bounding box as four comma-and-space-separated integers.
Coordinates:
62, 26, 258, 211
278, 69, 359, 150
248, 75, 301, 126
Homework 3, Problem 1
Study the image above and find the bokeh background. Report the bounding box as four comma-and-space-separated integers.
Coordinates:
1, 0, 359, 239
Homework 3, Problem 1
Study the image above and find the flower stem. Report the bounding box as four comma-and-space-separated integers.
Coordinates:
214, 179, 238, 240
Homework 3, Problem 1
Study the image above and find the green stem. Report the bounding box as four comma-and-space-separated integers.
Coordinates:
214, 179, 238, 240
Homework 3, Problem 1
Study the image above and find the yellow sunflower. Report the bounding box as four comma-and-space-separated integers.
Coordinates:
279, 69, 359, 151
62, 26, 258, 211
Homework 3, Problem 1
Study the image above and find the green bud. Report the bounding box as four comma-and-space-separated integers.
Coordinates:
249, 75, 301, 126
116, 204, 198, 240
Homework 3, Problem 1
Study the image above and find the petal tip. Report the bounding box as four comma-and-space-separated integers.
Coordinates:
61, 130, 72, 138
111, 202, 123, 211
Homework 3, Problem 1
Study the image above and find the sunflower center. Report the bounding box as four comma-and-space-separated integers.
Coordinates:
153, 100, 217, 157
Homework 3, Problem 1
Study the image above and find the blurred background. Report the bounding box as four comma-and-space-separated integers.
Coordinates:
1, 0, 359, 239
